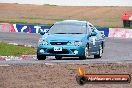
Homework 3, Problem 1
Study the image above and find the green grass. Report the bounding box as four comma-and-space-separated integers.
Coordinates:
0, 20, 132, 28
0, 20, 52, 26
0, 42, 36, 56
0, 20, 43, 25
20, 17, 64, 22
45, 18, 64, 21
95, 25, 132, 28
20, 16, 43, 20
95, 25, 124, 28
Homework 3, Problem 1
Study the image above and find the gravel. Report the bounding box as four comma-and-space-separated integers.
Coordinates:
0, 64, 132, 88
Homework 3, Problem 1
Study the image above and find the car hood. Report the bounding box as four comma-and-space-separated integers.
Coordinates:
41, 34, 87, 42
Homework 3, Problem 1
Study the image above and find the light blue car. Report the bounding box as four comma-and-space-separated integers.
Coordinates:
37, 20, 105, 60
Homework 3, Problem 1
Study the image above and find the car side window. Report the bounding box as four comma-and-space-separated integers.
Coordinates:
86, 23, 90, 34
89, 25, 99, 33
89, 24, 99, 37
89, 25, 96, 32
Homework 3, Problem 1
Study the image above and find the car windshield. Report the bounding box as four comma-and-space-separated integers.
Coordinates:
48, 24, 87, 34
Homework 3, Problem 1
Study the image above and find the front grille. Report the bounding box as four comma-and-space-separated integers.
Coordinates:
50, 42, 68, 45
48, 49, 69, 54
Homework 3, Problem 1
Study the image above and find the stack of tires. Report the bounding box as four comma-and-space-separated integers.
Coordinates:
121, 12, 132, 28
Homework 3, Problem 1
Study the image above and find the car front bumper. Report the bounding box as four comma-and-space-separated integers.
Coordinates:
37, 45, 85, 57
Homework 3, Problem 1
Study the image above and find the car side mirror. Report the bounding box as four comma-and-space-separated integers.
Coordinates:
100, 32, 104, 34
91, 32, 97, 36
100, 31, 105, 38
39, 29, 49, 35
39, 30, 45, 35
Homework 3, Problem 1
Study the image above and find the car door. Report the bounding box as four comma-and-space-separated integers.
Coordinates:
88, 24, 100, 53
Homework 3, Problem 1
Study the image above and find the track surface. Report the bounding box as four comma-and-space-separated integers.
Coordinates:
0, 32, 132, 64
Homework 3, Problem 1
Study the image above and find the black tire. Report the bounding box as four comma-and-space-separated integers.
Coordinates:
94, 45, 103, 58
55, 56, 62, 60
94, 55, 101, 58
79, 44, 89, 60
37, 55, 46, 60
79, 56, 86, 60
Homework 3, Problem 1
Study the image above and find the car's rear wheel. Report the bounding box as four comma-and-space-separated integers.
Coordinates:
79, 44, 89, 59
55, 56, 62, 60
94, 45, 103, 58
37, 55, 46, 60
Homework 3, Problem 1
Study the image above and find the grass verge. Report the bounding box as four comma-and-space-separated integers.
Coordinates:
0, 42, 36, 56
0, 20, 132, 28
0, 20, 44, 25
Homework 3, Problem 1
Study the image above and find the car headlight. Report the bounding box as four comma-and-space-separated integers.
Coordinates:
68, 41, 82, 46
38, 39, 48, 45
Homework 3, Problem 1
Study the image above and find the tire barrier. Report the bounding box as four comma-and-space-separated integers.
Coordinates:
0, 23, 132, 38
13, 24, 51, 33
121, 12, 132, 27
97, 28, 109, 37
109, 28, 132, 38
0, 23, 15, 32
6, 24, 110, 37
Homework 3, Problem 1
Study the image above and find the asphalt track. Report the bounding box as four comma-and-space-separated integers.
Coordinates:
0, 32, 132, 64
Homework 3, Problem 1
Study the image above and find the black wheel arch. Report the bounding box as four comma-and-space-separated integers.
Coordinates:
101, 41, 104, 49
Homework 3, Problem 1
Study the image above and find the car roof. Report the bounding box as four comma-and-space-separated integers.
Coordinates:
54, 20, 89, 26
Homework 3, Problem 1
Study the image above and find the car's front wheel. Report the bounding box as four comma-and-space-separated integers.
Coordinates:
94, 45, 103, 58
79, 44, 89, 59
37, 55, 46, 60
55, 56, 62, 60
